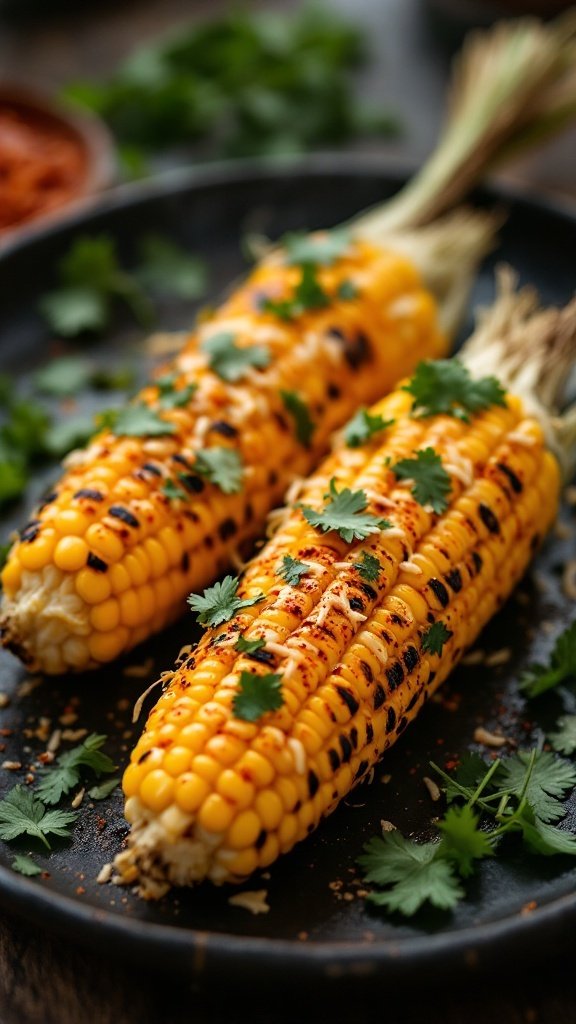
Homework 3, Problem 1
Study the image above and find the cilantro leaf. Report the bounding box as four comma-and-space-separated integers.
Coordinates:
501, 750, 576, 824
359, 832, 463, 915
404, 360, 507, 422
88, 777, 121, 800
161, 479, 189, 502
12, 853, 43, 877
278, 555, 309, 586
280, 390, 315, 447
188, 576, 264, 627
548, 715, 576, 756
392, 448, 451, 514
516, 808, 576, 856
0, 459, 27, 507
439, 753, 492, 803
36, 733, 116, 806
39, 287, 108, 337
234, 636, 266, 655
34, 356, 94, 397
422, 622, 453, 656
233, 671, 284, 722
344, 408, 394, 448
194, 447, 243, 494
203, 332, 270, 382
262, 263, 330, 321
438, 805, 494, 877
352, 551, 382, 583
155, 374, 197, 410
337, 279, 359, 300
519, 621, 576, 698
99, 403, 176, 438
300, 478, 390, 543
137, 235, 207, 299
0, 786, 77, 849
282, 228, 350, 266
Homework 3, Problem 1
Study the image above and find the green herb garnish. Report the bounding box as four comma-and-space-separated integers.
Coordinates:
194, 447, 243, 494
404, 360, 507, 422
392, 448, 451, 514
300, 478, 391, 543
203, 332, 270, 382
278, 555, 310, 587
422, 622, 453, 656
262, 263, 330, 321
11, 853, 43, 877
0, 786, 77, 849
188, 576, 264, 627
352, 551, 382, 583
136, 235, 207, 299
280, 390, 315, 447
519, 621, 576, 698
99, 403, 176, 438
36, 734, 116, 806
282, 228, 350, 266
234, 636, 266, 655
344, 408, 394, 448
233, 671, 283, 722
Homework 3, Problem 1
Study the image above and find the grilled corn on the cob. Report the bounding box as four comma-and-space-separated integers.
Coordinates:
3, 15, 576, 675
114, 272, 576, 896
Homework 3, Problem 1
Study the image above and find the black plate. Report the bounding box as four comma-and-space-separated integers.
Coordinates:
0, 157, 575, 983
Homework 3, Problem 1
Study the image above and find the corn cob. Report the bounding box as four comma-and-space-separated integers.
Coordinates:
114, 271, 576, 896
2, 15, 576, 675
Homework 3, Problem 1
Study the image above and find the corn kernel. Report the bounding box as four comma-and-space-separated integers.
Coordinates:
216, 770, 255, 809
258, 832, 280, 868
163, 746, 192, 777
198, 793, 234, 833
144, 537, 169, 578
119, 591, 142, 628
18, 534, 56, 571
236, 750, 275, 787
88, 628, 130, 663
255, 790, 284, 831
175, 772, 211, 813
140, 770, 175, 812
110, 562, 131, 594
90, 598, 120, 632
224, 848, 259, 877
278, 813, 298, 850
85, 523, 124, 563
54, 509, 91, 535
124, 552, 148, 586
226, 809, 261, 849
1, 559, 21, 595
75, 568, 112, 604
54, 536, 88, 572
192, 754, 221, 783
179, 723, 210, 752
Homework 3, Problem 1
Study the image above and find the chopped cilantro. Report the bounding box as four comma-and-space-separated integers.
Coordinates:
136, 235, 207, 299
44, 415, 96, 458
359, 832, 464, 915
36, 733, 116, 806
262, 263, 330, 321
352, 551, 382, 583
0, 786, 77, 849
194, 447, 243, 494
280, 390, 315, 447
437, 804, 495, 877
188, 575, 264, 627
278, 555, 309, 587
39, 287, 109, 337
282, 228, 350, 266
99, 403, 176, 438
88, 777, 121, 800
34, 356, 135, 397
519, 620, 576, 698
234, 636, 266, 655
392, 448, 451, 514
203, 332, 270, 382
344, 408, 394, 448
156, 375, 197, 410
233, 671, 283, 722
337, 278, 359, 300
161, 479, 189, 502
404, 359, 507, 422
301, 478, 391, 543
11, 853, 43, 877
422, 622, 453, 656
500, 750, 576, 824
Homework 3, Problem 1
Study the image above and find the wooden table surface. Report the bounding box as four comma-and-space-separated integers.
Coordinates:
0, 1, 575, 1021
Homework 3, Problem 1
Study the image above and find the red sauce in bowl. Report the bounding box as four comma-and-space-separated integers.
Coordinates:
0, 99, 94, 231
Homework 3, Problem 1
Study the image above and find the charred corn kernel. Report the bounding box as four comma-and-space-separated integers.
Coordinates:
1, 236, 447, 674
116, 324, 569, 896
198, 793, 234, 833
140, 770, 175, 813
54, 536, 88, 572
75, 569, 112, 605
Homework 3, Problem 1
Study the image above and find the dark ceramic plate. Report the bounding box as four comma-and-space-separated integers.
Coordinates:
0, 157, 575, 984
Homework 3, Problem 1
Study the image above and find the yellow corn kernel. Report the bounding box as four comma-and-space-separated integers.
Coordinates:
255, 790, 284, 831
197, 793, 234, 833
18, 534, 56, 571
75, 568, 112, 605
54, 536, 88, 572
226, 809, 261, 850
216, 770, 255, 810
109, 562, 131, 594
90, 598, 120, 632
163, 746, 192, 777
140, 770, 175, 813
53, 509, 91, 535
175, 773, 211, 813
85, 523, 125, 563
88, 628, 130, 664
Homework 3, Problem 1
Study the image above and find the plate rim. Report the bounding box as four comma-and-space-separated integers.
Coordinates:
1, 154, 576, 978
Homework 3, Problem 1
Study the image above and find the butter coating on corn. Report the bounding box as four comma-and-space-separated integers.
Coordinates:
114, 277, 576, 896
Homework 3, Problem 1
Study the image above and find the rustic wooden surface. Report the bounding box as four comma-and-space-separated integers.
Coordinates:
0, 1, 575, 1021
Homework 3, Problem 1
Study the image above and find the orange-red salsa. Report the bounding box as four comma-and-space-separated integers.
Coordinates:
0, 101, 88, 231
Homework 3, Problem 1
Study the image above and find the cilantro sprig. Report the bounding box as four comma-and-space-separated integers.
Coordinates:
234, 636, 266, 655
194, 447, 243, 494
359, 747, 576, 917
0, 786, 77, 849
344, 408, 394, 448
282, 228, 351, 267
278, 555, 310, 587
392, 448, 451, 515
300, 478, 391, 544
352, 551, 382, 583
519, 621, 576, 698
188, 576, 264, 627
404, 360, 506, 422
202, 332, 270, 382
280, 390, 315, 447
262, 263, 330, 321
422, 622, 453, 656
233, 671, 283, 722
98, 403, 176, 438
35, 733, 116, 806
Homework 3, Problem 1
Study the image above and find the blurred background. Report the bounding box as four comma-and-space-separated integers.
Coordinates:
1, 0, 575, 241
